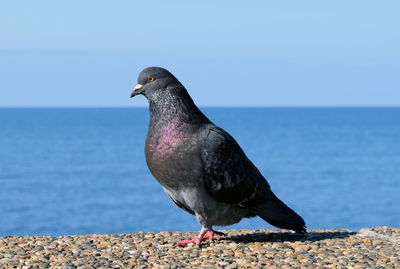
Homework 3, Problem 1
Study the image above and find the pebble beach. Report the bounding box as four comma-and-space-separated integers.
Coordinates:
1, 227, 399, 268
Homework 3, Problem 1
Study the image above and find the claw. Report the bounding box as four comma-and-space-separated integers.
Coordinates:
177, 238, 202, 247
177, 228, 225, 247
204, 228, 225, 240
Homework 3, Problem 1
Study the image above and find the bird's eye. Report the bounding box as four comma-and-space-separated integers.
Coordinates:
148, 76, 155, 82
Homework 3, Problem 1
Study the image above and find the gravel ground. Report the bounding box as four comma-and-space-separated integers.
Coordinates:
0, 227, 399, 268
366, 227, 400, 239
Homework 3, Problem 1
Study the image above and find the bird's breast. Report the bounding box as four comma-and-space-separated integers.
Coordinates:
146, 121, 191, 155
144, 122, 202, 188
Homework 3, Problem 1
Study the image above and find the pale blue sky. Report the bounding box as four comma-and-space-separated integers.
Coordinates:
0, 1, 399, 107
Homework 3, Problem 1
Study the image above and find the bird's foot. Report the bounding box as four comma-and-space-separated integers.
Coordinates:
177, 228, 225, 247
177, 237, 203, 247
203, 229, 225, 240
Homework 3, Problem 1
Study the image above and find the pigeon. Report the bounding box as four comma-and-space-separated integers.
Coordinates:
130, 67, 306, 247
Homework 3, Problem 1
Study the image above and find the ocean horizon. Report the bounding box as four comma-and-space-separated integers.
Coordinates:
0, 107, 399, 236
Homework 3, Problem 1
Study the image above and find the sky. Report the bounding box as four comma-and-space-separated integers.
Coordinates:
0, 1, 399, 107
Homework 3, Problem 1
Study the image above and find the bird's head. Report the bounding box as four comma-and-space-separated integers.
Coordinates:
130, 67, 181, 100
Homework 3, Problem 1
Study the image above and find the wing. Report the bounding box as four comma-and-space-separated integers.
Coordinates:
199, 125, 270, 205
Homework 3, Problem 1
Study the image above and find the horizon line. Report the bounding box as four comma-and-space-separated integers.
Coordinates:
0, 105, 400, 109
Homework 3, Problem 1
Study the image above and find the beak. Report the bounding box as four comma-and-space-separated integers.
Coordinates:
130, 84, 144, 98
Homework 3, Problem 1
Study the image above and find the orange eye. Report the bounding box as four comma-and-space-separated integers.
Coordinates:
148, 76, 155, 82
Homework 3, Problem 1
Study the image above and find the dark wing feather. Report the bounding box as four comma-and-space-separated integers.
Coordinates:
200, 125, 270, 205
199, 125, 306, 233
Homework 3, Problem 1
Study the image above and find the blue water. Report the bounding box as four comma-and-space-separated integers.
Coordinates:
0, 108, 399, 236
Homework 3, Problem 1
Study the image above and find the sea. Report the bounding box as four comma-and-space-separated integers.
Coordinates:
0, 107, 399, 236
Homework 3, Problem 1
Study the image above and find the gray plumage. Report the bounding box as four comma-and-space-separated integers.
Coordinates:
130, 67, 306, 243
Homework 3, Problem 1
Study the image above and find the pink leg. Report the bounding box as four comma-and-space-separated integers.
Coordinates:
203, 228, 225, 240
178, 228, 225, 247
178, 228, 207, 247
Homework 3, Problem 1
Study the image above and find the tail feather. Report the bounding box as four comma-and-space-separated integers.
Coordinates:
253, 191, 306, 233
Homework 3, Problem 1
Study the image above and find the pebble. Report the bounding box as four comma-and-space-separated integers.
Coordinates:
0, 227, 399, 268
